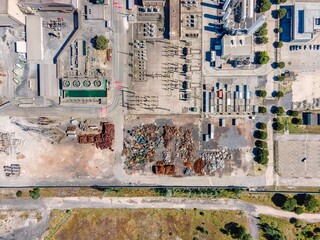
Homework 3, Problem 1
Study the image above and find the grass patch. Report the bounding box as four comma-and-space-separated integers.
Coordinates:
47, 208, 248, 240
277, 116, 320, 134
259, 215, 320, 240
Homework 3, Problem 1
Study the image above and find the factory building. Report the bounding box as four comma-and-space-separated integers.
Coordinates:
167, 0, 180, 40
0, 0, 25, 27
19, 0, 78, 11
221, 35, 253, 62
26, 14, 43, 61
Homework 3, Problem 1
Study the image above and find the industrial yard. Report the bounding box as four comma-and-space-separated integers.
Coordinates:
0, 116, 114, 182
123, 115, 255, 178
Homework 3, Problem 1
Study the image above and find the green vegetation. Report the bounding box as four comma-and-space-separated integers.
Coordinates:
275, 27, 283, 33
46, 208, 248, 240
254, 130, 268, 140
222, 222, 252, 240
29, 188, 40, 200
259, 106, 267, 114
258, 0, 272, 12
255, 148, 269, 165
283, 197, 297, 211
273, 122, 285, 131
276, 8, 287, 19
260, 215, 320, 240
257, 27, 268, 37
275, 91, 284, 98
304, 194, 319, 212
258, 51, 270, 65
257, 122, 267, 130
274, 106, 285, 116
277, 62, 286, 69
259, 36, 269, 44
277, 0, 287, 3
278, 75, 285, 81
16, 190, 22, 197
255, 140, 268, 149
257, 90, 267, 98
275, 41, 283, 48
94, 35, 109, 50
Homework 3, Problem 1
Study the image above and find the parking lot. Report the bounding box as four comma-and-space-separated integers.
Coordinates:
275, 134, 320, 178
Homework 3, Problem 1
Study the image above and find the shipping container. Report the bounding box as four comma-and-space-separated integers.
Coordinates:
127, 0, 133, 10
218, 89, 223, 98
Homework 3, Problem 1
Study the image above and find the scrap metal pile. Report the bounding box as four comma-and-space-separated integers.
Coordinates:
78, 122, 114, 151
194, 149, 232, 176
124, 124, 196, 175
123, 124, 161, 171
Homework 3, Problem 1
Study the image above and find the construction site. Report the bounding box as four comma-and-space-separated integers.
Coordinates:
0, 116, 115, 182
123, 115, 255, 178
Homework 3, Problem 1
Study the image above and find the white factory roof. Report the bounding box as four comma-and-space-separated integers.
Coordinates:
39, 63, 59, 97
221, 35, 253, 59
293, 2, 320, 41
0, 0, 26, 26
15, 41, 27, 53
26, 15, 43, 61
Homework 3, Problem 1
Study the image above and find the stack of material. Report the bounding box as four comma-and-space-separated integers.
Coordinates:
193, 159, 205, 175
77, 122, 114, 151
153, 161, 175, 175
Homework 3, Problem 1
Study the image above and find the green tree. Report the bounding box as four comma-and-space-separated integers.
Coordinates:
278, 62, 286, 69
254, 130, 268, 140
259, 51, 270, 64
273, 122, 285, 131
260, 223, 285, 240
275, 106, 285, 116
29, 188, 40, 200
283, 197, 297, 211
277, 8, 287, 19
304, 194, 319, 212
276, 91, 284, 98
291, 111, 299, 117
278, 75, 285, 81
259, 106, 267, 114
257, 122, 267, 130
258, 90, 267, 98
259, 0, 272, 12
277, 0, 287, 3
16, 190, 22, 197
255, 140, 268, 148
259, 36, 269, 44
258, 28, 268, 36
95, 35, 109, 50
294, 207, 304, 215
276, 41, 283, 48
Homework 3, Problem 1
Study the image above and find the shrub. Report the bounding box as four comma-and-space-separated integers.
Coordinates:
277, 0, 287, 3
16, 190, 22, 197
291, 111, 299, 117
278, 62, 286, 69
29, 188, 40, 200
95, 35, 109, 50
259, 37, 269, 44
278, 75, 285, 81
292, 118, 303, 125
259, 106, 267, 114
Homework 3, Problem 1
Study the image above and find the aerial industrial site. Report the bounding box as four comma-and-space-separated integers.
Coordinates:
2, 0, 320, 239
1, 0, 320, 188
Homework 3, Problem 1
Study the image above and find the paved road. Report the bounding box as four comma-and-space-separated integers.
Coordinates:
2, 197, 320, 222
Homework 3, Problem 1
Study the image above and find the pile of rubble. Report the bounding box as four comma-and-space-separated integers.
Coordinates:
0, 132, 22, 156
178, 128, 195, 162
78, 122, 114, 150
193, 149, 232, 175
153, 161, 175, 175
123, 124, 161, 170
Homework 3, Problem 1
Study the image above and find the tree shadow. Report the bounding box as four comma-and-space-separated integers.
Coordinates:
271, 10, 278, 19
270, 106, 278, 114
271, 62, 278, 69
271, 91, 278, 97
294, 194, 306, 206
272, 193, 287, 208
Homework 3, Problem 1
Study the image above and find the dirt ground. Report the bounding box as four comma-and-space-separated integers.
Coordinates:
0, 116, 114, 182
292, 71, 320, 110
48, 209, 248, 240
